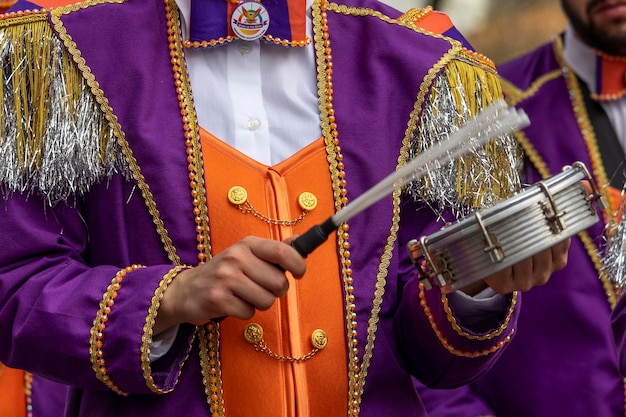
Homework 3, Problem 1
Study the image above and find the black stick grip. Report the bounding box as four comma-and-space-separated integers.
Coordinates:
290, 217, 338, 258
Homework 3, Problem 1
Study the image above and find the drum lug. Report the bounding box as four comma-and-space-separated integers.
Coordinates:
570, 161, 607, 211
537, 181, 566, 234
474, 211, 505, 263
406, 238, 450, 289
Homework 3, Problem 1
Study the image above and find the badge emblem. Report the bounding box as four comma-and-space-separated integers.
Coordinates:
231, 2, 270, 41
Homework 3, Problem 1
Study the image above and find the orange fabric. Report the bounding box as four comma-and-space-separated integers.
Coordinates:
0, 365, 26, 417
200, 129, 348, 417
287, 1, 306, 41
410, 10, 453, 35
608, 185, 625, 224
24, 0, 75, 8
226, 1, 237, 38
597, 57, 626, 99
0, 0, 14, 13
582, 182, 624, 223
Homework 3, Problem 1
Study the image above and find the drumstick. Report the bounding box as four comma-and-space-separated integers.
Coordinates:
290, 100, 530, 258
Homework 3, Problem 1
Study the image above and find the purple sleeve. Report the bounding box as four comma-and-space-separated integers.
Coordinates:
0, 192, 193, 395
414, 378, 495, 417
394, 201, 521, 389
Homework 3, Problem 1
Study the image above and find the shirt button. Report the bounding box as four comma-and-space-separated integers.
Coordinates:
245, 118, 261, 131
238, 42, 252, 55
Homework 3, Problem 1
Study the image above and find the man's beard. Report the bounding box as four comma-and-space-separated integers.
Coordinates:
565, 0, 626, 56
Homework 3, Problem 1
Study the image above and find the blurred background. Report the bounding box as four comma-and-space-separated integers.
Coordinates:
381, 0, 567, 65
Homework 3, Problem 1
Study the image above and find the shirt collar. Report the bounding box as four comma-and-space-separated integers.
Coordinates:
175, 0, 314, 47
564, 25, 626, 101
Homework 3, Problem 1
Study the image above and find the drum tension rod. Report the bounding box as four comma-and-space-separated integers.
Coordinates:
406, 237, 451, 290
570, 161, 607, 211
537, 181, 566, 234
474, 211, 505, 263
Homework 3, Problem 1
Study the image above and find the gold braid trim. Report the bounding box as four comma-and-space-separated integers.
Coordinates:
419, 283, 516, 356
141, 265, 193, 394
400, 7, 496, 73
510, 38, 618, 309
90, 264, 146, 395
442, 291, 518, 340
199, 323, 224, 416
397, 6, 433, 25
515, 131, 617, 308
321, 4, 455, 414
49, 3, 181, 265
500, 69, 563, 107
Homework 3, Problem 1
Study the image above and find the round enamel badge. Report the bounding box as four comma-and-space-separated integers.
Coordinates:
231, 2, 270, 41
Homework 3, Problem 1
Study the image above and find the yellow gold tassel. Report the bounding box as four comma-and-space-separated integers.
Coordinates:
0, 14, 123, 203
407, 55, 521, 217
442, 56, 520, 208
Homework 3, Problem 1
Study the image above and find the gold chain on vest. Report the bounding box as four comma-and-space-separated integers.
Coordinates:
165, 1, 370, 415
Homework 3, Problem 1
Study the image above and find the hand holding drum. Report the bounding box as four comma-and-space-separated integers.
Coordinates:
407, 161, 604, 293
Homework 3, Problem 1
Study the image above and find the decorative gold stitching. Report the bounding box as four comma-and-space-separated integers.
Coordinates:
419, 282, 516, 356
397, 6, 433, 25
199, 323, 224, 416
442, 291, 517, 340
49, 3, 182, 265
0, 10, 48, 26
165, 0, 212, 266
511, 39, 618, 310
502, 69, 563, 107
141, 265, 192, 394
90, 264, 145, 395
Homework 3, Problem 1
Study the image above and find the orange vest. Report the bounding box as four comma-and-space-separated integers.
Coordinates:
0, 364, 27, 417
200, 129, 348, 417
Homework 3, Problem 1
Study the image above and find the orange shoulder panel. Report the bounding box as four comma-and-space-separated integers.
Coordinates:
20, 0, 84, 9
407, 9, 454, 35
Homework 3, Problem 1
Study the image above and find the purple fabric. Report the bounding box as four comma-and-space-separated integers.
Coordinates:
612, 291, 626, 376
189, 0, 228, 41
421, 39, 624, 417
414, 379, 494, 416
31, 376, 69, 417
0, 1, 521, 416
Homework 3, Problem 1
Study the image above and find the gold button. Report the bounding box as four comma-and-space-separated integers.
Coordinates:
228, 186, 248, 205
298, 192, 318, 211
311, 329, 328, 349
243, 323, 263, 344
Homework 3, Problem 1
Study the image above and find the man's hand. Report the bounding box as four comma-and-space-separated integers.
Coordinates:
154, 236, 306, 335
482, 238, 571, 294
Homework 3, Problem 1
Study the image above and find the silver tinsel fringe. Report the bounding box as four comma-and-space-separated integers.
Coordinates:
0, 23, 129, 205
404, 73, 522, 220
603, 189, 626, 294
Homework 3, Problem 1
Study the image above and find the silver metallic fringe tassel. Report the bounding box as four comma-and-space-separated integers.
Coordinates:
0, 23, 129, 205
603, 191, 626, 294
404, 71, 521, 220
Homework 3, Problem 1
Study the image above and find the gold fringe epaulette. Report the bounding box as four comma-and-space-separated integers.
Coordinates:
0, 12, 128, 204
405, 56, 522, 218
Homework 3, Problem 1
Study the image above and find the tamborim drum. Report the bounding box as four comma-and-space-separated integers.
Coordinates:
407, 161, 605, 293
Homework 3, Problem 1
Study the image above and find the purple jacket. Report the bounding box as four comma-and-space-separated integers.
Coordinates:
0, 1, 521, 416
420, 37, 624, 417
